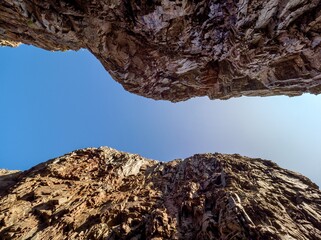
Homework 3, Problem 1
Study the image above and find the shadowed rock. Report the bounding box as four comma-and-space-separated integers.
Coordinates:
1, 1, 320, 101
0, 147, 320, 239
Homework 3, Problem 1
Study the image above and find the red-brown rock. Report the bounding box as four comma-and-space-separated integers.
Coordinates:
1, 147, 320, 239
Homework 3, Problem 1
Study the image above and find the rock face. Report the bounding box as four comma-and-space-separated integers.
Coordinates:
0, 147, 320, 239
1, 1, 321, 101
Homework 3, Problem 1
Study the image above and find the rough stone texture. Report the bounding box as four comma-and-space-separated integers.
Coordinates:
0, 147, 320, 239
1, 1, 321, 101
0, 170, 20, 191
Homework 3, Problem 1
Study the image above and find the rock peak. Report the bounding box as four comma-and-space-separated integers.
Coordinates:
0, 147, 320, 239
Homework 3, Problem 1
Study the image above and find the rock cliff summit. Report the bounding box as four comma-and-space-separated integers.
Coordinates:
1, 147, 320, 239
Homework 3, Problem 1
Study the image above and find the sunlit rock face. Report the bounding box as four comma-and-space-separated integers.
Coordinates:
0, 147, 320, 239
1, 1, 321, 101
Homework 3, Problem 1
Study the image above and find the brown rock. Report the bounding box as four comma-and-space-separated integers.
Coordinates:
0, 169, 20, 192
0, 147, 320, 239
1, 1, 320, 101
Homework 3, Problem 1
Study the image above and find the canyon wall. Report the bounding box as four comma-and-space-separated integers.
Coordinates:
1, 0, 320, 101
1, 147, 320, 239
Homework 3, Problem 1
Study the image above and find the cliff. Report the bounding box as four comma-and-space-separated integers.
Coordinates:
1, 147, 320, 239
1, 0, 321, 101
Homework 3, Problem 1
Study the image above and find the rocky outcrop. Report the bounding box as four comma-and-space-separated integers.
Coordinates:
0, 147, 320, 239
1, 1, 320, 101
0, 169, 20, 191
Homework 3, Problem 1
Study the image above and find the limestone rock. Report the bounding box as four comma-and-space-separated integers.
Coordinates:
1, 1, 321, 101
0, 147, 320, 239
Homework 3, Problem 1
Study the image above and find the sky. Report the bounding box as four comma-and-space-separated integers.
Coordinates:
1, 45, 321, 187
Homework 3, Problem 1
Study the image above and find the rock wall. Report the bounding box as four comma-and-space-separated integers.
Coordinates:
1, 147, 320, 239
1, 0, 320, 101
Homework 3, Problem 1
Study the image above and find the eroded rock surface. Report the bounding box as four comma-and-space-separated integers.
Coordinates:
1, 1, 321, 101
0, 147, 320, 239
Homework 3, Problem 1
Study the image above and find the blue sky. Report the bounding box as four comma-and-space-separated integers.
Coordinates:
1, 45, 321, 187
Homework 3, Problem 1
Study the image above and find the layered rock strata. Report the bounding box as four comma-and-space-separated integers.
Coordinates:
1, 1, 320, 101
0, 147, 320, 239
